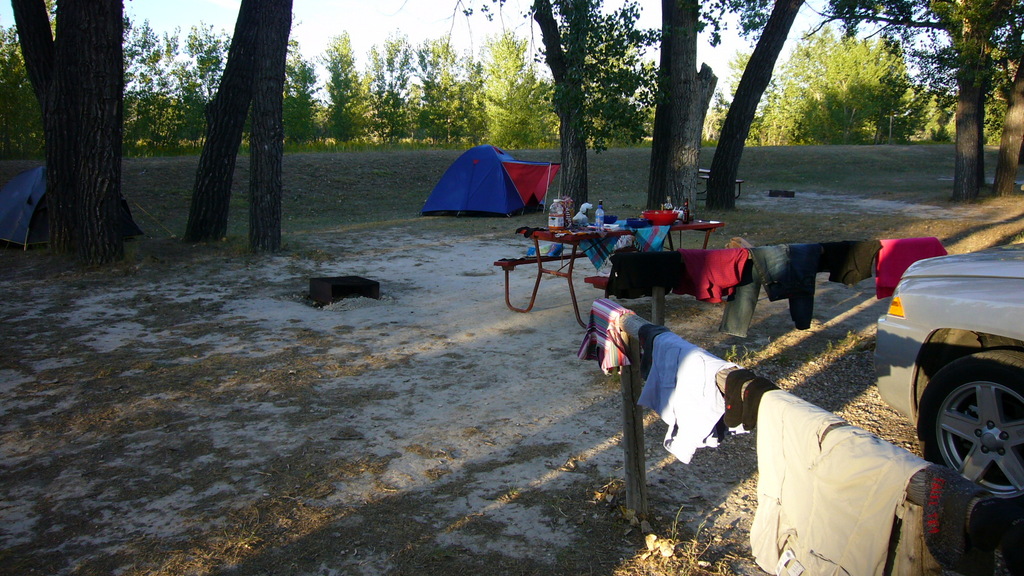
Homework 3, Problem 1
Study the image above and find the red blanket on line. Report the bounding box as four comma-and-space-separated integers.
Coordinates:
875, 237, 947, 298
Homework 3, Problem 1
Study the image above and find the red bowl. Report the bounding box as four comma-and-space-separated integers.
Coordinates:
641, 210, 678, 226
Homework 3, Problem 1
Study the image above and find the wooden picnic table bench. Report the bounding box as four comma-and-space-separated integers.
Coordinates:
698, 168, 743, 199
496, 221, 725, 327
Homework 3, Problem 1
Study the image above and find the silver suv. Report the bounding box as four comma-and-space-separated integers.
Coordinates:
875, 243, 1024, 498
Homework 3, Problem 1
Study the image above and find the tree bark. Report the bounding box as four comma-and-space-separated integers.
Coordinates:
66, 0, 124, 264
647, 0, 715, 212
10, 0, 52, 105
675, 59, 716, 211
14, 0, 70, 252
14, 0, 124, 263
952, 71, 984, 202
249, 0, 292, 252
994, 61, 1023, 197
184, 0, 261, 242
646, 0, 674, 210
707, 0, 803, 210
533, 0, 589, 207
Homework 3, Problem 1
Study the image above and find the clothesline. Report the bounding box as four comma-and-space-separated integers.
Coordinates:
581, 301, 1024, 575
596, 236, 948, 337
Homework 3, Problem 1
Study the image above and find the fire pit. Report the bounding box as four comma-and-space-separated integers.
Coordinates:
309, 276, 381, 305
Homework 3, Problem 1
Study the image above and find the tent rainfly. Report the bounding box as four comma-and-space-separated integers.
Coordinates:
421, 145, 560, 216
0, 166, 143, 247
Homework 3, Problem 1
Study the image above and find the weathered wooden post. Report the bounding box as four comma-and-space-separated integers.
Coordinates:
618, 313, 651, 516
651, 286, 666, 326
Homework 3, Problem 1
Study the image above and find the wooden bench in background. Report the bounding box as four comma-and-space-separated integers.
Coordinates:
698, 168, 743, 199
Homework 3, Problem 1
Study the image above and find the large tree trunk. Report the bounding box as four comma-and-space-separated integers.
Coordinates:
952, 71, 984, 202
994, 60, 1023, 197
707, 0, 803, 210
249, 0, 292, 252
646, 0, 674, 210
184, 0, 261, 242
14, 0, 73, 254
67, 0, 124, 264
10, 0, 52, 104
675, 60, 717, 211
43, 5, 79, 255
648, 0, 716, 211
533, 0, 589, 207
557, 112, 590, 208
15, 0, 124, 263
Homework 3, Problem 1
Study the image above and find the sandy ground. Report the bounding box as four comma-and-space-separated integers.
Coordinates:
1, 190, 1019, 575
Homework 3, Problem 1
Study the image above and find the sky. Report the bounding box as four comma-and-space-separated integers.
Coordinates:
1, 0, 822, 91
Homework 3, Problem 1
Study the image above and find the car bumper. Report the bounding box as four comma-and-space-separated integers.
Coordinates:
874, 313, 929, 421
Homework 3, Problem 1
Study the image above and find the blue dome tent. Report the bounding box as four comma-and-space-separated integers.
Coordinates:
0, 166, 143, 248
421, 145, 560, 216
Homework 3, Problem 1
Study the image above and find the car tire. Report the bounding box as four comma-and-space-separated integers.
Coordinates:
918, 349, 1024, 498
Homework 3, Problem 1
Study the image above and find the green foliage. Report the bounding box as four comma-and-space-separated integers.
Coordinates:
414, 37, 484, 144
123, 20, 186, 150
751, 26, 924, 145
321, 32, 368, 142
176, 24, 229, 141
367, 33, 414, 142
0, 25, 42, 158
481, 32, 556, 148
547, 0, 656, 151
283, 39, 321, 143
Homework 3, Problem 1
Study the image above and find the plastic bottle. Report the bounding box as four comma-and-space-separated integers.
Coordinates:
594, 200, 605, 229
548, 199, 564, 230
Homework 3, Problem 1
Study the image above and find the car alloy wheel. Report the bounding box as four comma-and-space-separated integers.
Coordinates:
918, 350, 1024, 498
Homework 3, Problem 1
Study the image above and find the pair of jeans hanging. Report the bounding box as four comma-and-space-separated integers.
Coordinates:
719, 244, 821, 337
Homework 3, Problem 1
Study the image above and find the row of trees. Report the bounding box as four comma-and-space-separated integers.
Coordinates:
706, 0, 1024, 208
129, 22, 559, 151
716, 26, 937, 146
5, 0, 1022, 266
0, 18, 559, 157
7, 10, 1013, 160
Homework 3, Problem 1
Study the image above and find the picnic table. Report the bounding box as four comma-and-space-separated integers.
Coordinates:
494, 220, 726, 327
698, 168, 744, 199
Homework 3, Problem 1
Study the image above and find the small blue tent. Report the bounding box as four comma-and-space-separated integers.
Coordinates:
0, 166, 48, 246
0, 166, 143, 247
421, 145, 560, 216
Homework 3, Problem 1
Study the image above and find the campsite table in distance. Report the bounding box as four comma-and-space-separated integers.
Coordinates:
494, 220, 726, 328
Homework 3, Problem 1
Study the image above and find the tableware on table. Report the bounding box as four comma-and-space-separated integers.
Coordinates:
641, 210, 678, 226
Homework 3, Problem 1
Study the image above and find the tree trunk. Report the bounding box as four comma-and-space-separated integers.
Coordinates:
994, 61, 1023, 197
10, 0, 53, 105
184, 0, 261, 242
14, 0, 124, 262
648, 0, 716, 212
533, 0, 589, 207
952, 71, 983, 202
646, 0, 675, 210
675, 61, 716, 210
14, 0, 68, 252
66, 0, 124, 264
707, 0, 803, 210
249, 0, 292, 252
558, 112, 590, 208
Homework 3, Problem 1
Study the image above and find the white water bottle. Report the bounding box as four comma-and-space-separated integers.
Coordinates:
548, 199, 564, 230
594, 200, 605, 229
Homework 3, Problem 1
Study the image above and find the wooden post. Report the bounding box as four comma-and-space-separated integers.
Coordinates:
651, 286, 666, 326
618, 313, 653, 516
